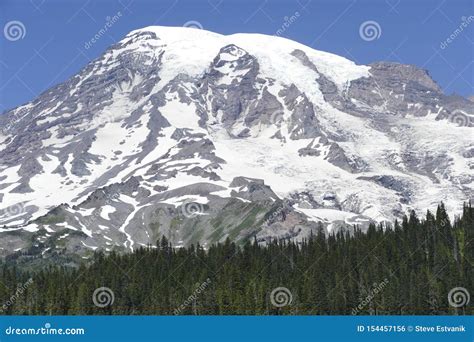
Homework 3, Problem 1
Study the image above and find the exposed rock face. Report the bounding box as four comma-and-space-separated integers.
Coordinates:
0, 26, 472, 262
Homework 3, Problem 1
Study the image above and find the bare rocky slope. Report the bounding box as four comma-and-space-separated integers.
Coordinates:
0, 26, 472, 262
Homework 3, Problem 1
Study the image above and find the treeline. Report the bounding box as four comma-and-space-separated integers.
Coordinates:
0, 203, 472, 315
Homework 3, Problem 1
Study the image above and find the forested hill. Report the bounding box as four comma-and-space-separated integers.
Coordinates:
0, 202, 472, 315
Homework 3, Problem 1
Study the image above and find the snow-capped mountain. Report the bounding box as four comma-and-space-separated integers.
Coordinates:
0, 26, 472, 260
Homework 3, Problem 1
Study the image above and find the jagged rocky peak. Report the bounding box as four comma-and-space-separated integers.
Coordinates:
214, 44, 250, 63
118, 30, 160, 46
0, 26, 472, 261
368, 62, 442, 92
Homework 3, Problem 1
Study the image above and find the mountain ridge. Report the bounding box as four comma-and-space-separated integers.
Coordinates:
0, 26, 472, 260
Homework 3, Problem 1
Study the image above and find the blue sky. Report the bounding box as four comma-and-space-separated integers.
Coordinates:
0, 0, 473, 113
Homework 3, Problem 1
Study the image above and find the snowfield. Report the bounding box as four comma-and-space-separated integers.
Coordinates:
0, 26, 472, 256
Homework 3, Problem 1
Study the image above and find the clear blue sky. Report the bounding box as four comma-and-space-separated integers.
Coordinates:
0, 0, 473, 113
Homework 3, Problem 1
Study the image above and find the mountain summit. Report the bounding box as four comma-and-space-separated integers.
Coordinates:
0, 26, 472, 260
